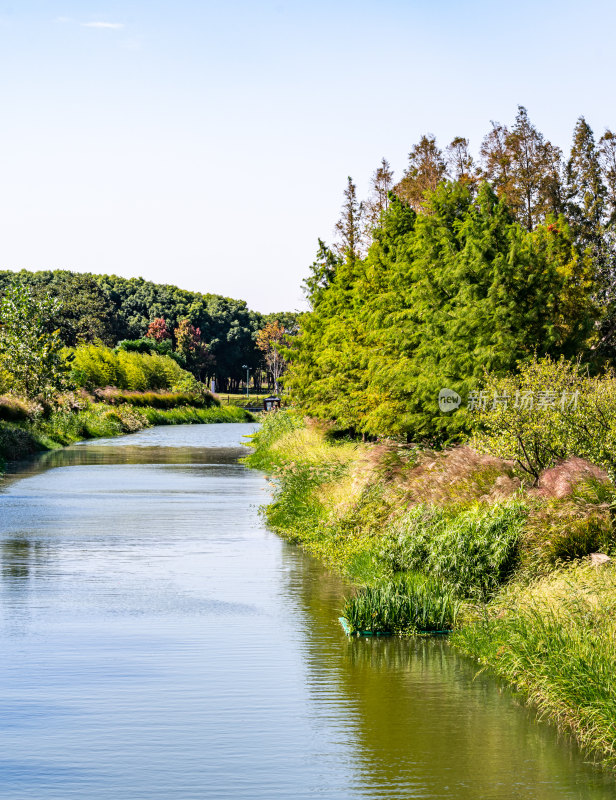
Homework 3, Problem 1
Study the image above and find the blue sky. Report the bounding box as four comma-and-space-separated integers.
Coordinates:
1, 1, 615, 312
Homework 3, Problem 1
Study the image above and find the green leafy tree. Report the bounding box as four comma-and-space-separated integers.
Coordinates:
566, 118, 616, 360
287, 183, 597, 440
566, 117, 607, 244
473, 356, 616, 481
286, 195, 417, 432
0, 282, 66, 399
0, 270, 113, 346
302, 240, 341, 309
598, 130, 616, 225
363, 183, 595, 439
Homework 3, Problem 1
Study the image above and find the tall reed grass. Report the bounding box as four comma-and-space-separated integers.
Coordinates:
380, 500, 528, 599
139, 405, 250, 425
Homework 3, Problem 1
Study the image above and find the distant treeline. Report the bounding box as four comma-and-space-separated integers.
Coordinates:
286, 107, 616, 440
0, 270, 298, 392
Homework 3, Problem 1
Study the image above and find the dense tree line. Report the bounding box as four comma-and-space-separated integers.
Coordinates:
0, 271, 297, 392
287, 107, 615, 439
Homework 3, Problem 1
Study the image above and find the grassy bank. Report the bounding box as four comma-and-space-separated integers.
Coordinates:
0, 391, 253, 468
246, 410, 616, 768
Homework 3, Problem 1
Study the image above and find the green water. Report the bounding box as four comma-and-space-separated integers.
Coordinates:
0, 423, 613, 799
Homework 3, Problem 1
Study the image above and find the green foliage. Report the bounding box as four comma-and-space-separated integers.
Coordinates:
527, 507, 613, 566
342, 572, 461, 634
40, 272, 114, 346
244, 410, 305, 469
0, 403, 146, 456
116, 338, 157, 354
93, 273, 263, 387
287, 184, 597, 440
116, 338, 178, 361
0, 270, 114, 346
473, 356, 616, 481
0, 269, 273, 391
0, 396, 248, 463
379, 500, 528, 599
71, 344, 197, 392
0, 282, 67, 399
36, 405, 149, 445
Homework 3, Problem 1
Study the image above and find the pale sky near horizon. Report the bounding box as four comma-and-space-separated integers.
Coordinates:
1, 1, 615, 313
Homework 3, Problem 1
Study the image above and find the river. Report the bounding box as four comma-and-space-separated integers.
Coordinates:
0, 423, 613, 799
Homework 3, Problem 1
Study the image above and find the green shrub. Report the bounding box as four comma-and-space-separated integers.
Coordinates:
379, 500, 528, 599
342, 572, 461, 634
70, 344, 197, 392
473, 356, 616, 482
115, 339, 155, 354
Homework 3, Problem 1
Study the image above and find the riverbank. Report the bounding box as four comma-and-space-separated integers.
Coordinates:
3, 421, 609, 799
0, 392, 253, 470
246, 411, 616, 770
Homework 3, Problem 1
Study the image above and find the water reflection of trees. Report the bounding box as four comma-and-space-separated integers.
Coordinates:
1, 537, 49, 587
2, 446, 245, 485
278, 542, 614, 800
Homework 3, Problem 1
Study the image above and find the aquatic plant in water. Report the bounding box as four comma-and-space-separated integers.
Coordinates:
342, 572, 461, 634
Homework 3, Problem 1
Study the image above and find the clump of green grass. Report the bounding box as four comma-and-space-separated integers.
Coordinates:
453, 561, 616, 768
343, 572, 461, 634
139, 405, 251, 425
29, 404, 150, 446
379, 500, 528, 599
244, 410, 305, 469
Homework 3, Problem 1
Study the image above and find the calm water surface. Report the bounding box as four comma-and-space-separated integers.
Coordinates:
0, 423, 614, 799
